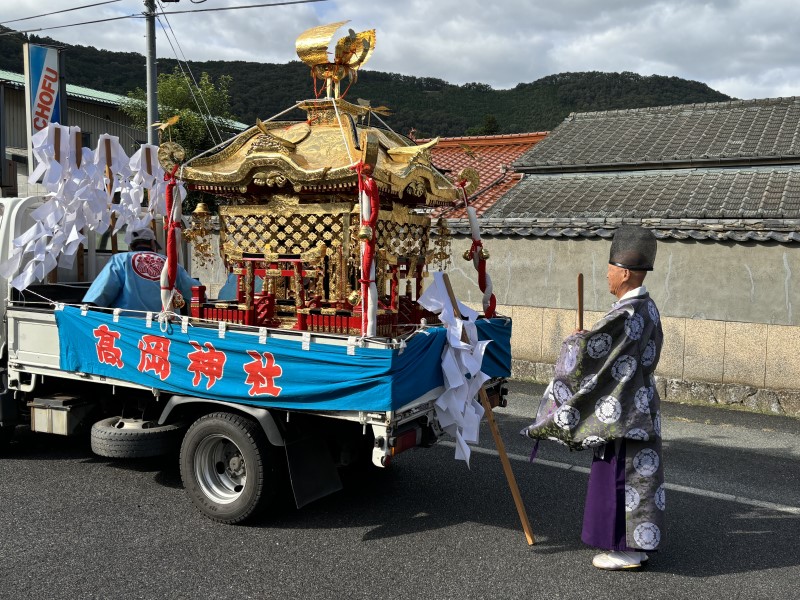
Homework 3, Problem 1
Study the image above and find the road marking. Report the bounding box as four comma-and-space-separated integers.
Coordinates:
439, 441, 800, 515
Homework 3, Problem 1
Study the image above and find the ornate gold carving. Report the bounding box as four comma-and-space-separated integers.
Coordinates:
296, 22, 351, 71
252, 170, 289, 187
361, 130, 379, 167
431, 217, 452, 271
183, 203, 213, 267
296, 22, 375, 99
249, 135, 292, 156
244, 262, 254, 309
387, 138, 438, 162
404, 180, 426, 197
158, 141, 185, 171
457, 167, 480, 195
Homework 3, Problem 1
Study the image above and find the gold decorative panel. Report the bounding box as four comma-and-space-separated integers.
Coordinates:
219, 198, 431, 261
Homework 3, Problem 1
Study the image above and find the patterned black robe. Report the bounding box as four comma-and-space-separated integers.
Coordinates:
524, 290, 665, 551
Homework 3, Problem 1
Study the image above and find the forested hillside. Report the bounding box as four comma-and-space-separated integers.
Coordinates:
0, 26, 732, 137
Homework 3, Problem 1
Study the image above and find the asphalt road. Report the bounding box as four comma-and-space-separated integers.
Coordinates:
1, 381, 798, 600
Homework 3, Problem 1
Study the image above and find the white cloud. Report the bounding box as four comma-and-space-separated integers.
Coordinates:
3, 0, 800, 98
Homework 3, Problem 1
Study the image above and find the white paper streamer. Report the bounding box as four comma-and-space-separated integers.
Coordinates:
1, 124, 171, 290
418, 271, 491, 466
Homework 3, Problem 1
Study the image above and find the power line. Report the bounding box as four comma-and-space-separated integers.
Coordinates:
0, 0, 123, 26
0, 13, 144, 37
0, 0, 327, 36
158, 0, 327, 16
155, 5, 222, 144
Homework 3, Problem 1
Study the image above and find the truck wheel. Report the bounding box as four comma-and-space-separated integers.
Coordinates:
91, 417, 184, 458
180, 412, 277, 524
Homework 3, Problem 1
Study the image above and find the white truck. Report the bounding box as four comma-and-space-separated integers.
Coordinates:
0, 195, 510, 524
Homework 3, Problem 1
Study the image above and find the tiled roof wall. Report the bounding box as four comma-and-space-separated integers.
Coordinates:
485, 167, 800, 220
516, 98, 800, 169
419, 133, 546, 217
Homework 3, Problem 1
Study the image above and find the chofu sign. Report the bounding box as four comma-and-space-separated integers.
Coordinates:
24, 43, 64, 132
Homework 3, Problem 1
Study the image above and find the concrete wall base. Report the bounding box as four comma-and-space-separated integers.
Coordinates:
512, 359, 800, 418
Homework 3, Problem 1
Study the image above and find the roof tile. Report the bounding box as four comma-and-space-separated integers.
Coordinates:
416, 132, 547, 217
516, 97, 800, 170
484, 167, 800, 221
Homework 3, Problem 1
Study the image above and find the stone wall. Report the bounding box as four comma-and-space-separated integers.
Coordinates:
491, 302, 800, 418
444, 234, 800, 416
446, 235, 800, 326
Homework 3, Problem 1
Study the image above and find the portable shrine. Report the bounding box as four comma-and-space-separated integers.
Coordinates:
177, 22, 459, 337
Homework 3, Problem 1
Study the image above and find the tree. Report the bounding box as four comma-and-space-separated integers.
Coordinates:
121, 67, 237, 161
465, 114, 500, 136
122, 68, 238, 213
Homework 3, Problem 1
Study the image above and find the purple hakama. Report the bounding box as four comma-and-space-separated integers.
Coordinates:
582, 439, 636, 551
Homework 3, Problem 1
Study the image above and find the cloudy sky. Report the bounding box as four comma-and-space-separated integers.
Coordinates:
4, 0, 800, 99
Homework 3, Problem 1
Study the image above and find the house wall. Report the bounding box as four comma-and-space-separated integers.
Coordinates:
2, 87, 145, 151
2, 85, 146, 197
447, 235, 800, 416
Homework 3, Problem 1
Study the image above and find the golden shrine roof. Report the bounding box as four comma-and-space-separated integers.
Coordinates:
181, 98, 458, 206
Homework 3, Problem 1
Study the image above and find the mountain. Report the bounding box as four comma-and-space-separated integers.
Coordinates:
0, 27, 732, 138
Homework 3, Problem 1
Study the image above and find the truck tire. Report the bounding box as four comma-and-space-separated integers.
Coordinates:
91, 417, 184, 458
180, 412, 277, 524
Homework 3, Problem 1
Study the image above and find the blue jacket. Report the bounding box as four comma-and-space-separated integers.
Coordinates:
83, 251, 199, 313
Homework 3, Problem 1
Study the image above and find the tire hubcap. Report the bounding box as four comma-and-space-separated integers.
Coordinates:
195, 434, 246, 503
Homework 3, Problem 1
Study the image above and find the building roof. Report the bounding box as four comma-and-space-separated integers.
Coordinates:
449, 96, 800, 242
515, 97, 800, 172
0, 69, 248, 131
418, 132, 547, 217
0, 68, 129, 106
456, 166, 800, 242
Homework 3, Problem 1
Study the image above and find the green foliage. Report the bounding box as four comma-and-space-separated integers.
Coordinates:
118, 67, 235, 214
466, 114, 500, 136
121, 67, 235, 161
0, 25, 733, 140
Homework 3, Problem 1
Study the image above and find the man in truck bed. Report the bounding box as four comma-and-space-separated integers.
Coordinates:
82, 227, 198, 313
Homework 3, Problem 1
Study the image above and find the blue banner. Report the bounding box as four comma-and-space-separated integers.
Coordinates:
56, 306, 512, 413
26, 44, 63, 133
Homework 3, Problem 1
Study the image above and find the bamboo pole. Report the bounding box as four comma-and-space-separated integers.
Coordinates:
577, 272, 584, 331
441, 273, 535, 546
75, 131, 85, 282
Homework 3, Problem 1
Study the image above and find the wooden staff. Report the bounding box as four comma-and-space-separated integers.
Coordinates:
143, 146, 159, 237
577, 272, 584, 331
105, 138, 118, 253
441, 273, 535, 546
47, 128, 62, 284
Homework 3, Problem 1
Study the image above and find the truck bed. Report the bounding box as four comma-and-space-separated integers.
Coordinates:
5, 300, 444, 429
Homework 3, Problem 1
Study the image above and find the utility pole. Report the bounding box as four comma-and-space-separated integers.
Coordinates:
145, 0, 158, 145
